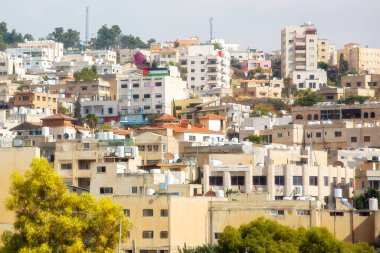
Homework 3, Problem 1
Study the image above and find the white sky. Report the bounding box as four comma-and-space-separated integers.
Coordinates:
2, 0, 380, 51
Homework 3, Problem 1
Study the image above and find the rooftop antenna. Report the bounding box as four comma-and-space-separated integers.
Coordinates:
85, 6, 89, 46
209, 17, 214, 41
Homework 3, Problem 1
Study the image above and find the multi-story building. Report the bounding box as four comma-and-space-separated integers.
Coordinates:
81, 100, 119, 123
317, 39, 337, 66
185, 45, 230, 95
233, 79, 283, 99
281, 22, 327, 90
83, 49, 117, 65
338, 43, 380, 74
242, 59, 272, 73
340, 74, 380, 97
6, 40, 63, 71
119, 68, 187, 125
230, 49, 265, 62
60, 79, 112, 101
13, 90, 58, 114
0, 56, 25, 78
119, 48, 150, 64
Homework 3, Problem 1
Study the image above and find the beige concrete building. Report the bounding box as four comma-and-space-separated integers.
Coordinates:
60, 79, 112, 101
338, 43, 380, 74
13, 90, 58, 114
113, 195, 380, 252
341, 74, 380, 97
233, 79, 282, 99
317, 39, 337, 66
0, 147, 40, 234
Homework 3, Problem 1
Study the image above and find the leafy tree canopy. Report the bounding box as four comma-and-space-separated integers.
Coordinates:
0, 21, 33, 50
0, 158, 130, 253
353, 188, 380, 210
338, 96, 369, 105
318, 61, 329, 71
46, 27, 81, 48
74, 65, 98, 81
243, 134, 262, 144
295, 89, 324, 106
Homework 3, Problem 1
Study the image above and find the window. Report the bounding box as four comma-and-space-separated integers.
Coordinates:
143, 209, 154, 216
132, 187, 138, 194
330, 212, 344, 216
22, 96, 29, 101
160, 231, 168, 239
133, 83, 139, 88
275, 176, 285, 186
191, 61, 195, 64
270, 210, 284, 216
144, 94, 151, 99
333, 177, 337, 186
61, 163, 72, 170
189, 135, 196, 141
293, 176, 302, 186
191, 77, 195, 81
209, 176, 223, 186
81, 86, 88, 91
155, 93, 162, 98
357, 82, 362, 87
364, 136, 371, 142
277, 133, 283, 138
123, 209, 130, 217
155, 105, 162, 109
83, 143, 90, 150
349, 178, 353, 188
309, 176, 318, 186
316, 132, 322, 138
155, 82, 162, 87
191, 69, 195, 72
144, 82, 150, 87
147, 145, 153, 152
153, 145, 159, 152
138, 145, 145, 151
142, 231, 154, 238
296, 210, 310, 215
37, 96, 40, 101
351, 136, 357, 143
100, 187, 113, 194
334, 131, 342, 137
132, 94, 139, 99
214, 233, 221, 240
231, 176, 245, 186
253, 176, 267, 185
324, 176, 329, 186
201, 69, 205, 72
97, 166, 106, 173
160, 209, 168, 217
341, 178, 346, 185
297, 75, 301, 79
144, 105, 150, 110
121, 84, 128, 88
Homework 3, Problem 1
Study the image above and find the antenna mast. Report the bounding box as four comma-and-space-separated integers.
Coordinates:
209, 17, 214, 41
85, 6, 89, 45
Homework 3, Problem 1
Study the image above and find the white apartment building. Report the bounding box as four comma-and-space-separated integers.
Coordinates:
186, 45, 230, 95
281, 22, 327, 90
96, 64, 123, 75
231, 49, 265, 62
81, 100, 119, 123
6, 40, 63, 71
83, 50, 117, 65
0, 56, 25, 77
119, 67, 187, 116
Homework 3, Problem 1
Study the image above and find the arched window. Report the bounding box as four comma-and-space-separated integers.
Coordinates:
371, 112, 375, 118
314, 114, 319, 120
364, 112, 369, 118
296, 115, 303, 120
307, 114, 312, 120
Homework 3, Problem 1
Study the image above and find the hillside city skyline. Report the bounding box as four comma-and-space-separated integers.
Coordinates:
2, 0, 380, 51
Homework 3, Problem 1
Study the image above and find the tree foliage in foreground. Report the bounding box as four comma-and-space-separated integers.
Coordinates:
0, 158, 131, 253
181, 217, 376, 253
74, 65, 99, 81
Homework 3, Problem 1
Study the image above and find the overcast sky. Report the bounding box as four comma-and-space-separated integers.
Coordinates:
2, 0, 380, 51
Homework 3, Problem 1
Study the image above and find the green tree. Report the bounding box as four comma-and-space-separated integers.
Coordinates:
0, 158, 130, 252
120, 34, 150, 49
295, 89, 324, 106
213, 42, 222, 50
74, 66, 98, 81
58, 106, 69, 115
85, 114, 99, 134
73, 96, 82, 125
353, 188, 380, 210
318, 61, 329, 71
283, 77, 294, 104
339, 96, 369, 105
338, 54, 349, 75
91, 25, 122, 49
243, 134, 262, 144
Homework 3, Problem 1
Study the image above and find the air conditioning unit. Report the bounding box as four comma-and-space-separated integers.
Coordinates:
294, 186, 303, 195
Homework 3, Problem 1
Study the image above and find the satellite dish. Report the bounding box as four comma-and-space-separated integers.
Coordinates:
63, 133, 69, 139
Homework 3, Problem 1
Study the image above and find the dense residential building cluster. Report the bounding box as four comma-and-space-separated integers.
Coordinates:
1, 20, 380, 252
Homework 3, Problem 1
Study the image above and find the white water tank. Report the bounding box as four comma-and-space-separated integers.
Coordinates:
131, 147, 139, 157
146, 189, 155, 196
36, 108, 43, 114
334, 188, 343, 198
41, 127, 49, 136
116, 146, 125, 158
231, 138, 239, 143
107, 131, 114, 140
30, 108, 36, 115
210, 160, 222, 167
216, 190, 224, 198
12, 107, 18, 114
44, 108, 51, 115
150, 169, 161, 174
165, 174, 174, 185
19, 107, 27, 114
369, 198, 378, 211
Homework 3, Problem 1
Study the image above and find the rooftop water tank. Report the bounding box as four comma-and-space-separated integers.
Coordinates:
369, 198, 378, 211
334, 188, 343, 198
41, 127, 49, 136
216, 190, 225, 198
150, 169, 161, 174
146, 189, 155, 196
116, 146, 125, 158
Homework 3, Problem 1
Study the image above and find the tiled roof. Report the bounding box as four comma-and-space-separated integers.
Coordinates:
155, 115, 180, 122
198, 114, 224, 120
41, 114, 76, 121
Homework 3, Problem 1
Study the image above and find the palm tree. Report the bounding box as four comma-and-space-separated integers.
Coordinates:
283, 77, 294, 104
85, 114, 98, 135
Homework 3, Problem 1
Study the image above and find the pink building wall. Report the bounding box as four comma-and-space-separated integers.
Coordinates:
243, 60, 272, 72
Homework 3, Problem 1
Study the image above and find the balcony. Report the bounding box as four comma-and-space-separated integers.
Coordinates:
295, 41, 306, 46
295, 57, 306, 62
295, 65, 306, 70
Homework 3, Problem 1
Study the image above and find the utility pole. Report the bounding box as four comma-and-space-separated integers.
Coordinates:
209, 17, 214, 41
85, 6, 90, 46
